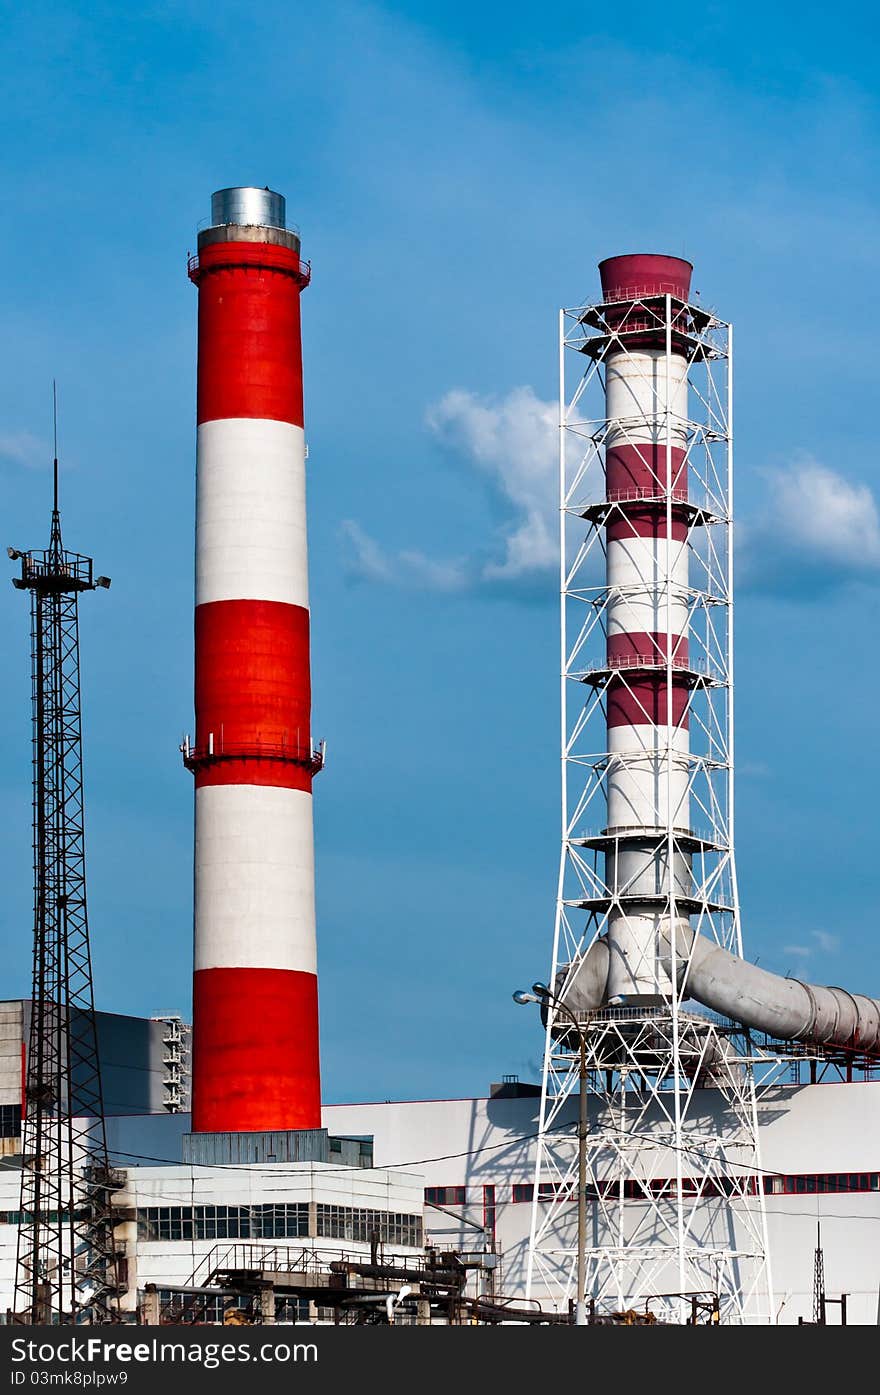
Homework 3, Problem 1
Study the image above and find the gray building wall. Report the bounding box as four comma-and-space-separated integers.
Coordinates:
95, 1010, 171, 1115
0, 1001, 188, 1124
0, 1004, 22, 1158
0, 1005, 22, 1106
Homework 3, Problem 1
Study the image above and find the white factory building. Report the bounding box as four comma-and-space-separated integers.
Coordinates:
2, 999, 879, 1325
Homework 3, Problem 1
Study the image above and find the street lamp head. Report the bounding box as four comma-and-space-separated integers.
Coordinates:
531, 982, 551, 999
513, 990, 539, 1006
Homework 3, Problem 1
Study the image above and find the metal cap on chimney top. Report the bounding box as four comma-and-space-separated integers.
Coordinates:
211, 186, 286, 230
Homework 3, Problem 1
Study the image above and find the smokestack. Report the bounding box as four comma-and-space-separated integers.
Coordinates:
185, 186, 321, 1133
598, 253, 694, 1001
555, 260, 880, 1052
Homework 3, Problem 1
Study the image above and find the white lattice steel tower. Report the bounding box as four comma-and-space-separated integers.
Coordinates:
527, 255, 772, 1323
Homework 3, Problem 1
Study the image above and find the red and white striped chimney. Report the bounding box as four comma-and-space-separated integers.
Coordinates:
599, 253, 694, 1002
185, 186, 322, 1133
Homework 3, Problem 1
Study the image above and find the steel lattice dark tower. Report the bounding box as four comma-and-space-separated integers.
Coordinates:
812, 1223, 826, 1325
8, 431, 119, 1323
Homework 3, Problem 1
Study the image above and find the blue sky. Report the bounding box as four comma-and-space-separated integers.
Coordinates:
1, 0, 879, 1102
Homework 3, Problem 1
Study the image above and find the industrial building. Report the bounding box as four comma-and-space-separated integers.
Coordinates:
3, 188, 880, 1326
1, 1026, 879, 1321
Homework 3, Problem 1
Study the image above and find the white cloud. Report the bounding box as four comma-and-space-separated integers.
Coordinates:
738, 760, 771, 779
341, 386, 558, 596
810, 930, 839, 954
339, 520, 395, 585
344, 401, 880, 604
768, 459, 880, 565
340, 519, 469, 593
779, 930, 839, 962
740, 458, 880, 592
426, 386, 558, 581
0, 431, 46, 470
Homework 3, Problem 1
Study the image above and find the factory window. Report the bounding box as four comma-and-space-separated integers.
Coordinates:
424, 1187, 466, 1207
0, 1210, 84, 1226
483, 1186, 496, 1246
511, 1183, 577, 1204
137, 1203, 309, 1242
0, 1105, 21, 1138
274, 1296, 311, 1323
780, 1173, 879, 1196
539, 1182, 575, 1202
139, 1205, 194, 1241
516, 1177, 745, 1202
315, 1204, 349, 1240
156, 1291, 254, 1325
141, 1202, 417, 1248
315, 1204, 422, 1248
514, 1176, 781, 1202
257, 1205, 310, 1239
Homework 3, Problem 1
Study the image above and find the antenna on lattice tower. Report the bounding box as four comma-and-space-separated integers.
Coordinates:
8, 412, 121, 1323
52, 381, 58, 512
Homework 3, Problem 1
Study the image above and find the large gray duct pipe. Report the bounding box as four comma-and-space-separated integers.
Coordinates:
551, 933, 733, 1080
661, 923, 880, 1054
554, 926, 880, 1055
553, 936, 610, 1015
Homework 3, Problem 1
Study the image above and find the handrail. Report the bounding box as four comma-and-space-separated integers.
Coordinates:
603, 283, 688, 301
185, 1240, 433, 1290
187, 251, 311, 286
585, 655, 711, 675
573, 824, 716, 843
181, 736, 325, 774
601, 486, 690, 504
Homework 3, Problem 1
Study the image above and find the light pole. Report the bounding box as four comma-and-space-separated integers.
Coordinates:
514, 982, 588, 1326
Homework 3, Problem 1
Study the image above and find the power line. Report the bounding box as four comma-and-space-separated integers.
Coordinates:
102, 1119, 878, 1196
